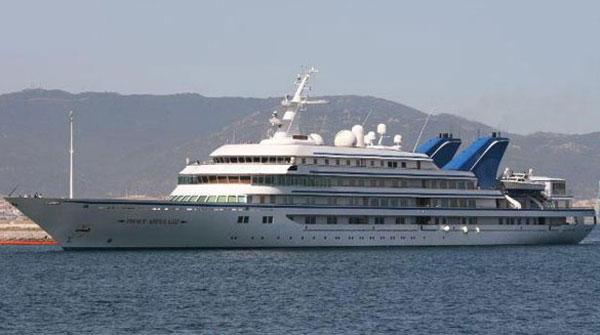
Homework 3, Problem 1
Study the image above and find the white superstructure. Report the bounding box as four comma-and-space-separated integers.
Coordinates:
6, 68, 597, 249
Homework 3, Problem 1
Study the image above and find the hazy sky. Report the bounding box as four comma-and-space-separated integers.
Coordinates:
1, 0, 599, 134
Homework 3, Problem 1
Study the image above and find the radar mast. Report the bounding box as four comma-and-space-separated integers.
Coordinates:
279, 67, 327, 135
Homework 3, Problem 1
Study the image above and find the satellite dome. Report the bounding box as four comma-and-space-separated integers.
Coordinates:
364, 131, 376, 145
334, 130, 357, 147
377, 123, 387, 135
351, 125, 365, 147
309, 133, 324, 145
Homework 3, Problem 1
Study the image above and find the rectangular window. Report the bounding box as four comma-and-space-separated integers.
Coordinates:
374, 217, 385, 224
305, 216, 317, 224
395, 217, 406, 224
326, 216, 337, 224
349, 216, 368, 224
237, 216, 249, 224
401, 162, 406, 168
262, 216, 273, 224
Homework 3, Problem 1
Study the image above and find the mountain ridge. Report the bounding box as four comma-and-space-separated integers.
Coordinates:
1, 89, 598, 199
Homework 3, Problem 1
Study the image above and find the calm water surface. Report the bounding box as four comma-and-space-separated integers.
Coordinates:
1, 228, 599, 334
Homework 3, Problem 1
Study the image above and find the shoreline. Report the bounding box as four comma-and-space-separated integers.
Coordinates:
0, 220, 56, 244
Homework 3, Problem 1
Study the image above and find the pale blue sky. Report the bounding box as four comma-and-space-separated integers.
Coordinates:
1, 0, 599, 134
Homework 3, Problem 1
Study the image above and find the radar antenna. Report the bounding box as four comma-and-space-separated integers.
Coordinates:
279, 67, 327, 134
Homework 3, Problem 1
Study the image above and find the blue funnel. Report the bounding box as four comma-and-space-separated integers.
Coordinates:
415, 133, 462, 168
443, 133, 509, 189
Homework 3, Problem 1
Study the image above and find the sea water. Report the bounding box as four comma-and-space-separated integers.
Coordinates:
1, 228, 599, 334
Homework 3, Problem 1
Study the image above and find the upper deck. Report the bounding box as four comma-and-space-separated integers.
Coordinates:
210, 143, 430, 160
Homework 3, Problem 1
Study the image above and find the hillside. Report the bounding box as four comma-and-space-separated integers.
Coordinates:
1, 89, 599, 199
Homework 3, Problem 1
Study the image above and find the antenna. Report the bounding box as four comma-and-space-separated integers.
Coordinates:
8, 185, 19, 197
596, 181, 600, 219
69, 111, 74, 199
362, 109, 374, 126
413, 113, 431, 152
280, 67, 326, 134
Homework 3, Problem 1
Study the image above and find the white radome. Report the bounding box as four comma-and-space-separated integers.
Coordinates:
334, 130, 357, 147
351, 125, 365, 147
309, 133, 324, 145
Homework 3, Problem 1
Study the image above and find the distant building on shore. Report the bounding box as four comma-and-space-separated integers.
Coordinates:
0, 198, 24, 221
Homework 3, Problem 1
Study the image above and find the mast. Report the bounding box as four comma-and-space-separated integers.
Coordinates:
413, 113, 431, 152
279, 67, 327, 135
69, 111, 74, 199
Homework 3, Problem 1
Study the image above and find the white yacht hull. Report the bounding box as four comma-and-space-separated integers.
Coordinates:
7, 197, 595, 249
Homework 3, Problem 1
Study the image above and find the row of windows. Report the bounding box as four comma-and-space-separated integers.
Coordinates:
169, 193, 482, 209
210, 155, 429, 170
298, 157, 425, 170
230, 235, 425, 242
169, 195, 248, 203
234, 214, 560, 226
252, 195, 479, 208
236, 216, 273, 224
294, 216, 552, 226
213, 156, 292, 164
177, 174, 476, 190
499, 217, 544, 225
299, 216, 476, 225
